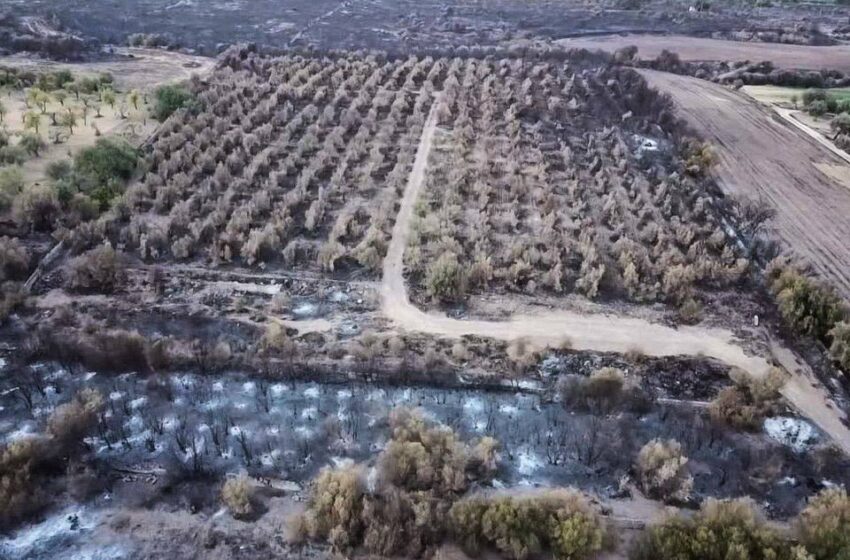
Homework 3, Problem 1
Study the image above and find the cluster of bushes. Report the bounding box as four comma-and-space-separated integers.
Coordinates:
709, 367, 785, 430
799, 88, 850, 118
632, 490, 850, 560
292, 408, 504, 557
0, 66, 74, 91
448, 491, 611, 560
767, 260, 850, 371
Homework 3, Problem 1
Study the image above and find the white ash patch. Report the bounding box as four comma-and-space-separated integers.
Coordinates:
516, 451, 543, 475
303, 386, 320, 399
764, 417, 817, 452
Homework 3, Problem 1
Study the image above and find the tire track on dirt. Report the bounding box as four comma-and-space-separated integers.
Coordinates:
378, 91, 850, 455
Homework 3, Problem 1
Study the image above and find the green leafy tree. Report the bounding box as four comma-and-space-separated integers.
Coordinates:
152, 84, 194, 121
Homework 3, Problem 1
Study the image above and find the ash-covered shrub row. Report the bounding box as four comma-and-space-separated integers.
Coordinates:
406, 57, 747, 304
115, 48, 439, 272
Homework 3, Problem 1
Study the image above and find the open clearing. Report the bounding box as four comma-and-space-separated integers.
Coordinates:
0, 48, 214, 91
559, 34, 850, 72
640, 69, 850, 301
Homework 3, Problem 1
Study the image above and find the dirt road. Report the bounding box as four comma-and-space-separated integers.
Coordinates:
378, 89, 850, 455
640, 69, 850, 300
558, 34, 850, 72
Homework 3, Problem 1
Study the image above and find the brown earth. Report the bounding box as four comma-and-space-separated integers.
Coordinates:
558, 34, 850, 72
640, 69, 850, 301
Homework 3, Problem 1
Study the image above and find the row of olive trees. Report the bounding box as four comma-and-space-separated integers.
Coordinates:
406, 58, 746, 315
116, 54, 440, 273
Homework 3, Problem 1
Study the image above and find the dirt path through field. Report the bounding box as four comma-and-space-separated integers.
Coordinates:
640, 69, 850, 300
379, 90, 850, 455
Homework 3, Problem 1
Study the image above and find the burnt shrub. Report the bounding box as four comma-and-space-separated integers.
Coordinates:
0, 236, 30, 281
559, 367, 651, 414
46, 388, 104, 450
38, 325, 150, 372
709, 367, 785, 431
65, 244, 124, 293
0, 436, 55, 531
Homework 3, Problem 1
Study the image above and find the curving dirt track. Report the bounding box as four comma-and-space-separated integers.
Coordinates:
558, 34, 850, 72
378, 90, 850, 454
639, 69, 850, 300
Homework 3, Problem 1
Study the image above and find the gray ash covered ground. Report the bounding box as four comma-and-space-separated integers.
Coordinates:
4, 0, 846, 58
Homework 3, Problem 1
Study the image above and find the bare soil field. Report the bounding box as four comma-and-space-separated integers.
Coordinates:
640, 68, 850, 301
0, 47, 214, 91
560, 34, 850, 72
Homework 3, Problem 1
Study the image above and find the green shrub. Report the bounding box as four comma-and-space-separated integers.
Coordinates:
829, 321, 850, 371
425, 251, 467, 302
631, 498, 799, 560
0, 145, 26, 166
46, 160, 72, 181
796, 487, 850, 560
152, 84, 195, 121
449, 491, 609, 560
769, 266, 846, 342
74, 138, 138, 186
72, 138, 139, 209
